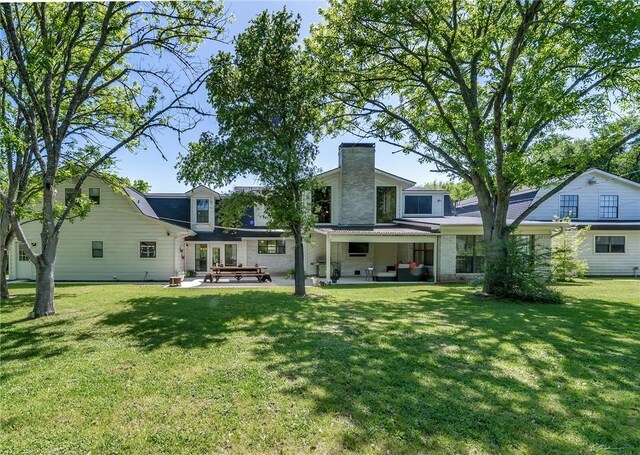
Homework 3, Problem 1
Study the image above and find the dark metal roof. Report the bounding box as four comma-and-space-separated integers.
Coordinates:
443, 194, 454, 216
574, 221, 640, 230
146, 197, 190, 228
456, 189, 539, 220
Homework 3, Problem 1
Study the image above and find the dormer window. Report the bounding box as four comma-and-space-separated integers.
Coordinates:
196, 199, 210, 223
559, 195, 578, 218
404, 195, 432, 215
599, 195, 618, 219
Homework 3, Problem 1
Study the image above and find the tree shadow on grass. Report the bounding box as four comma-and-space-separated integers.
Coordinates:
248, 286, 640, 452
95, 285, 640, 453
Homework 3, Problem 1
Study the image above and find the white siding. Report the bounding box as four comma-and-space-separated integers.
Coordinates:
579, 230, 640, 276
529, 171, 640, 221
11, 176, 188, 281
245, 238, 295, 274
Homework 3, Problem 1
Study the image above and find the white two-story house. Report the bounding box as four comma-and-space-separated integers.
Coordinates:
529, 169, 640, 276
9, 142, 562, 283
457, 168, 640, 276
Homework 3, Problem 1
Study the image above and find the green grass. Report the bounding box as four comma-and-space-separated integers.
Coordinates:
1, 279, 639, 454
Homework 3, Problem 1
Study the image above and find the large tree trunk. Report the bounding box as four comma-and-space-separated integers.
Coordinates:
31, 180, 59, 317
0, 214, 11, 300
475, 187, 511, 295
292, 228, 306, 297
31, 233, 58, 317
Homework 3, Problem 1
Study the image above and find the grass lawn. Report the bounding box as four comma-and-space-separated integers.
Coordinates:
1, 279, 639, 454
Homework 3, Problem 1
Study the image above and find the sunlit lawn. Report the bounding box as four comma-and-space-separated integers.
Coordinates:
1, 279, 639, 454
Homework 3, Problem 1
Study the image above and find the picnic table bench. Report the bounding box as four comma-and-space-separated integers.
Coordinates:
206, 266, 272, 283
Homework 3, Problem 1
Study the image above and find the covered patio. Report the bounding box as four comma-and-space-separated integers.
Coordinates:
309, 226, 438, 282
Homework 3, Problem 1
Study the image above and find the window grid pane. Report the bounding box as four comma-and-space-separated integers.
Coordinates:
595, 236, 625, 253
196, 199, 209, 223
313, 187, 332, 223
376, 187, 396, 223
405, 195, 432, 215
140, 241, 157, 258
18, 245, 28, 261
559, 195, 578, 218
92, 241, 103, 258
89, 188, 100, 204
258, 240, 285, 254
599, 195, 618, 218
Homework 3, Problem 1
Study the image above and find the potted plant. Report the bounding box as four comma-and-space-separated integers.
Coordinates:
330, 268, 340, 284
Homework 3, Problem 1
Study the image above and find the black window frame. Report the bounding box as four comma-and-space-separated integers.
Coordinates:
64, 188, 76, 206
376, 186, 397, 223
196, 198, 210, 223
404, 195, 433, 215
88, 188, 101, 205
140, 241, 157, 258
312, 186, 332, 224
559, 195, 578, 218
348, 242, 369, 256
599, 195, 619, 219
92, 241, 104, 258
455, 235, 485, 273
258, 239, 286, 254
595, 236, 625, 253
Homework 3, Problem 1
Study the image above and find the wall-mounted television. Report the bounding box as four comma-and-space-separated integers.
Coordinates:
348, 242, 369, 256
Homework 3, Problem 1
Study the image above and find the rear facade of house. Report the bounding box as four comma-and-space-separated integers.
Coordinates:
9, 143, 562, 282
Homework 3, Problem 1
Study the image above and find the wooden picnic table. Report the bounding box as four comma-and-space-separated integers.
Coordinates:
207, 265, 271, 283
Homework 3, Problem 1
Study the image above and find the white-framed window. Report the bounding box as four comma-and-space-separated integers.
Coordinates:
376, 186, 396, 223
559, 195, 578, 218
140, 241, 157, 258
89, 188, 100, 204
599, 195, 619, 219
258, 239, 286, 254
404, 195, 432, 215
595, 236, 625, 253
196, 199, 210, 223
18, 245, 29, 262
92, 241, 103, 258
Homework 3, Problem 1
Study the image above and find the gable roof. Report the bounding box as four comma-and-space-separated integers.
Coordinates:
579, 168, 640, 190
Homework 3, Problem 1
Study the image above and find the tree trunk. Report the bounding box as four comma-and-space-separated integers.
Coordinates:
293, 228, 306, 297
31, 181, 59, 318
32, 256, 56, 317
0, 214, 11, 300
475, 189, 511, 295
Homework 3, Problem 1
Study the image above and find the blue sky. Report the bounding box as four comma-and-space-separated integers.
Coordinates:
113, 0, 438, 193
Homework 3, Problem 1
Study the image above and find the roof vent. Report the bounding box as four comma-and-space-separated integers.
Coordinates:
588, 177, 597, 185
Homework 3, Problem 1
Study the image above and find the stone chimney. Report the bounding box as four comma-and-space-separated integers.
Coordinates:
339, 143, 376, 225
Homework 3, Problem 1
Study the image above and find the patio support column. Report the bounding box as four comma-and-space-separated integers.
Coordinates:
433, 238, 438, 283
325, 235, 331, 281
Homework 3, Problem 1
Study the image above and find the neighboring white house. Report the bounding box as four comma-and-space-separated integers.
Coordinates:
9, 142, 562, 282
457, 168, 640, 277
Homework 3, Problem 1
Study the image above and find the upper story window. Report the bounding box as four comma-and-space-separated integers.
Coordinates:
89, 188, 100, 205
559, 195, 578, 218
196, 199, 210, 223
599, 195, 618, 219
376, 186, 396, 223
313, 186, 331, 223
404, 195, 432, 215
64, 188, 76, 206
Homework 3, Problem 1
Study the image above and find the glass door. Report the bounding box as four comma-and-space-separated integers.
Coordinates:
224, 244, 237, 266
195, 244, 208, 272
211, 247, 221, 267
